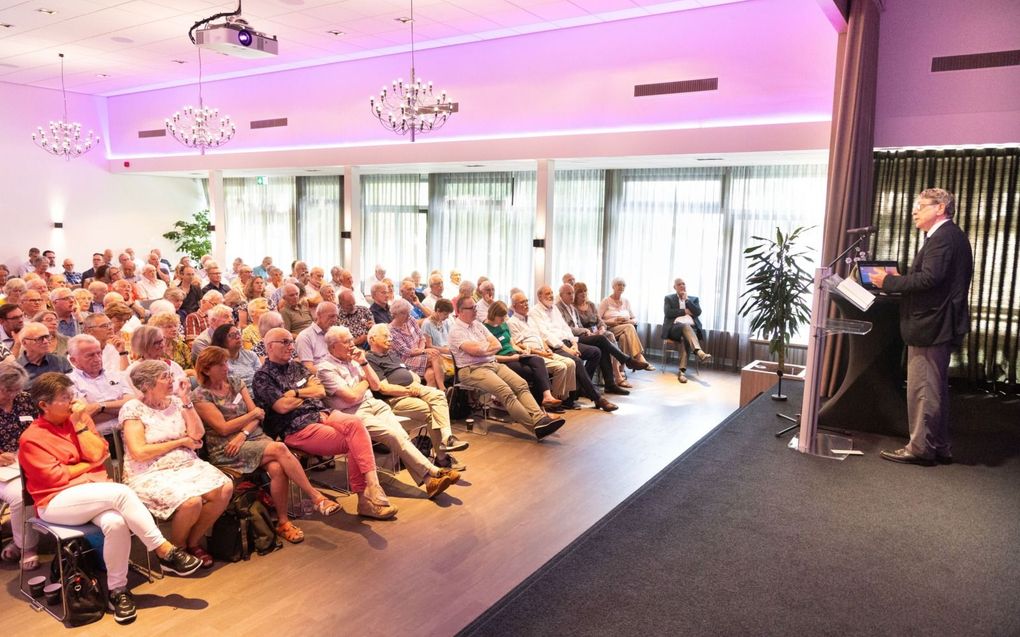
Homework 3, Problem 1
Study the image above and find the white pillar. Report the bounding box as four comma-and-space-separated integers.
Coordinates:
207, 169, 226, 266
534, 159, 555, 293
344, 165, 362, 283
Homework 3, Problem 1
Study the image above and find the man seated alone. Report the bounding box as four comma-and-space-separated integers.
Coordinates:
317, 326, 460, 497
448, 295, 565, 441
252, 327, 396, 519
662, 277, 712, 384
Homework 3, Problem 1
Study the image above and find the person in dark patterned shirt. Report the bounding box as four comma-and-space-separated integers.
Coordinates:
337, 289, 374, 348
251, 328, 396, 520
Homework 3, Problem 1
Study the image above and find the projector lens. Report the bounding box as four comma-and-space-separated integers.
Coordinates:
238, 29, 253, 46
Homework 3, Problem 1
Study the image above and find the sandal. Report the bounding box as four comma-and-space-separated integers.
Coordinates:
1, 541, 19, 563
275, 520, 305, 544
314, 497, 342, 517
187, 546, 214, 569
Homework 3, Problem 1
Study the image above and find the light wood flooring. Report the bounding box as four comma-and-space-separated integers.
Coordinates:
2, 366, 741, 636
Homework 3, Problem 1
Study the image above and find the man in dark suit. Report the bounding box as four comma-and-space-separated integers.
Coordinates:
871, 188, 973, 466
663, 278, 711, 383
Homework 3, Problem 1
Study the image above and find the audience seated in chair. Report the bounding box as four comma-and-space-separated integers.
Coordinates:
448, 295, 565, 440
318, 326, 462, 496
19, 372, 203, 624
0, 361, 39, 571
557, 284, 649, 387
119, 360, 233, 570
529, 286, 619, 411
662, 277, 712, 384
252, 327, 396, 520
210, 324, 260, 390
192, 346, 341, 545
486, 300, 565, 413
388, 298, 446, 391
598, 277, 654, 371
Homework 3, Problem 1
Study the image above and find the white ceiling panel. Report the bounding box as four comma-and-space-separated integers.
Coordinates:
0, 0, 750, 96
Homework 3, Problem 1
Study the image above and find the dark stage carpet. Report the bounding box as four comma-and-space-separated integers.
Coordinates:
459, 385, 1020, 637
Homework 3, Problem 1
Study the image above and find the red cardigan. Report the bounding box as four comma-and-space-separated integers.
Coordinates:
18, 416, 110, 508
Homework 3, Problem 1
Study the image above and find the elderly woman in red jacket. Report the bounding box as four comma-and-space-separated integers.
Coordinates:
18, 372, 202, 624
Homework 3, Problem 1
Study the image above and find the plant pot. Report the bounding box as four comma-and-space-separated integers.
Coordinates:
739, 360, 807, 407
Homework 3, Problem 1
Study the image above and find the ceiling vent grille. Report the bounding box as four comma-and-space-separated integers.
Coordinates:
138, 129, 166, 138
931, 49, 1020, 72
634, 77, 718, 97
250, 117, 288, 129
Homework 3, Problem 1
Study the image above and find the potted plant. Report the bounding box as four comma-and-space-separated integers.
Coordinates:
163, 209, 213, 264
738, 226, 814, 400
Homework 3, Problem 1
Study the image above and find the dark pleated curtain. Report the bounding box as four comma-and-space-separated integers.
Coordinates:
872, 147, 1020, 387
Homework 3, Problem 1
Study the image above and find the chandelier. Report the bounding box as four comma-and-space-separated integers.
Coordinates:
165, 46, 236, 152
369, 0, 458, 142
32, 54, 101, 160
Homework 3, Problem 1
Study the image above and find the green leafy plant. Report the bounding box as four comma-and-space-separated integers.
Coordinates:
162, 209, 212, 263
738, 226, 815, 397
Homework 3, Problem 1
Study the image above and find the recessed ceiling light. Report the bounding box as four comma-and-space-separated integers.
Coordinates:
36, 8, 57, 15
171, 59, 187, 64
326, 30, 344, 36
395, 16, 413, 24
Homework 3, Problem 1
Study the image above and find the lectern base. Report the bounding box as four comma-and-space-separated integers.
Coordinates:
789, 433, 855, 460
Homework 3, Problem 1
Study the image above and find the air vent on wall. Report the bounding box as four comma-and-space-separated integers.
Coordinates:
634, 77, 718, 97
250, 117, 288, 129
138, 129, 166, 138
931, 49, 1020, 73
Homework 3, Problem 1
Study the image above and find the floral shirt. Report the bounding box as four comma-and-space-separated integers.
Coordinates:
251, 360, 326, 439
337, 306, 374, 343
0, 392, 37, 453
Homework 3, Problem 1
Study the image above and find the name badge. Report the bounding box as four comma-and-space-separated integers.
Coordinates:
295, 377, 307, 387
232, 392, 243, 405
19, 415, 34, 423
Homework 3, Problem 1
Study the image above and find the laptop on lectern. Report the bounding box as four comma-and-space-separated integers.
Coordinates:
856, 260, 900, 290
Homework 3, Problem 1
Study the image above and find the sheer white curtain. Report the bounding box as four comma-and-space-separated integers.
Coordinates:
603, 168, 725, 324
723, 165, 827, 341
298, 176, 342, 270
223, 177, 296, 269
361, 174, 427, 282
427, 172, 535, 296
552, 169, 605, 292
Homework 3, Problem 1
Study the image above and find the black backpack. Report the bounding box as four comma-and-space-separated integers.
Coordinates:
448, 387, 473, 420
207, 482, 282, 562
50, 537, 105, 627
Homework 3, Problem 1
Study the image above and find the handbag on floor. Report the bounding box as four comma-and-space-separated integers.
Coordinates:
208, 482, 282, 562
50, 537, 105, 627
411, 426, 433, 459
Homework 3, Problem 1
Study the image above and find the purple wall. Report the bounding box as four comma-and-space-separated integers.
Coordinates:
104, 0, 837, 160
875, 0, 1020, 147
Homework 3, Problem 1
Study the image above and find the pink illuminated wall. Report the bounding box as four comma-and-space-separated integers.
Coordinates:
104, 0, 838, 160
875, 0, 1020, 147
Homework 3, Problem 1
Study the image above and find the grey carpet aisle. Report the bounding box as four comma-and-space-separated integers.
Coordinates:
459, 384, 1020, 637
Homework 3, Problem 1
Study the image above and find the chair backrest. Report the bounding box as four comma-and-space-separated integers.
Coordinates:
19, 463, 34, 508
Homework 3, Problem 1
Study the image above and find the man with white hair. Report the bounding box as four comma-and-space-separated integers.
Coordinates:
295, 302, 339, 373
506, 292, 576, 403
399, 278, 431, 320
66, 334, 132, 435
421, 274, 445, 312
476, 280, 497, 319
369, 282, 391, 325
51, 287, 83, 337
253, 256, 272, 280
201, 262, 231, 295
448, 295, 566, 440
16, 322, 72, 383
185, 290, 223, 345
252, 327, 397, 519
136, 264, 168, 300
530, 285, 620, 411
319, 326, 460, 498
61, 258, 82, 287
82, 312, 129, 373
279, 283, 314, 336
366, 323, 468, 468
190, 303, 235, 362
334, 267, 368, 307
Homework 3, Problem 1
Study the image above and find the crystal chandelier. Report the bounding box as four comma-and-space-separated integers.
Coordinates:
369, 0, 458, 142
166, 46, 236, 152
32, 54, 101, 160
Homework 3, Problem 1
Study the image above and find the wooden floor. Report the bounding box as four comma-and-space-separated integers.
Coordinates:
2, 366, 740, 636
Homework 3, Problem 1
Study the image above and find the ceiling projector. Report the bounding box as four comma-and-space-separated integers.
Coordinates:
195, 19, 278, 58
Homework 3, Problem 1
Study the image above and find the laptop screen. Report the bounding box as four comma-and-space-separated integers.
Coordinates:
857, 260, 900, 290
